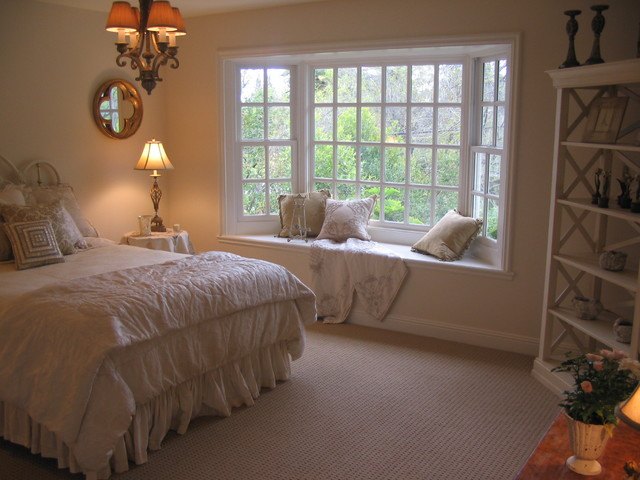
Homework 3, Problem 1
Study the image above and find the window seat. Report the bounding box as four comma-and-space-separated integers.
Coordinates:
218, 235, 514, 280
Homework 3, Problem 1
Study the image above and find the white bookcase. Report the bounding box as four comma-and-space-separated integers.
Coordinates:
533, 59, 640, 395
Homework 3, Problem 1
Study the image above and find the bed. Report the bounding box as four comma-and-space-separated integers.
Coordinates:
0, 157, 316, 479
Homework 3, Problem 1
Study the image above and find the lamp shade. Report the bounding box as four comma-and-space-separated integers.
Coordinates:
147, 1, 178, 32
135, 139, 175, 171
618, 385, 640, 431
172, 8, 187, 36
105, 1, 138, 32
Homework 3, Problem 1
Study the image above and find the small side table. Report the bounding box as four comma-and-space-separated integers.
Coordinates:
122, 229, 194, 254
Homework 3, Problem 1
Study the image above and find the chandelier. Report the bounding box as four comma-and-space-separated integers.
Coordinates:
105, 0, 186, 95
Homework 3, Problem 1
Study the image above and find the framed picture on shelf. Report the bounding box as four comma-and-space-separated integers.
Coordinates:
583, 96, 629, 144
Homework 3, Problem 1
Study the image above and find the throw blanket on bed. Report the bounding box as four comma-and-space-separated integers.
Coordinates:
0, 252, 315, 473
309, 239, 407, 324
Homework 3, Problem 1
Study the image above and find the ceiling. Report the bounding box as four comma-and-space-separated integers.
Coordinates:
37, 0, 330, 17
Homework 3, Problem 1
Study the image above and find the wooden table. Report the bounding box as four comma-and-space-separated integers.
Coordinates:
516, 413, 640, 479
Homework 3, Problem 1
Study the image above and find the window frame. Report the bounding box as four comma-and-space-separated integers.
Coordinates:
219, 35, 519, 270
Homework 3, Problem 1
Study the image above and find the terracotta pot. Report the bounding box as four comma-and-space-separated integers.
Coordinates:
565, 413, 613, 476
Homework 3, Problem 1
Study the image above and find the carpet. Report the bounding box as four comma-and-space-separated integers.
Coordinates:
0, 323, 559, 479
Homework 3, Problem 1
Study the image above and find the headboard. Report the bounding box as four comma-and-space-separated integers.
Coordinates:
0, 155, 62, 187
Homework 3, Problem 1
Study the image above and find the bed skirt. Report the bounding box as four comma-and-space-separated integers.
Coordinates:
0, 340, 293, 479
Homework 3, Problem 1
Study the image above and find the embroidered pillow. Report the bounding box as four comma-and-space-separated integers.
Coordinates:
3, 220, 64, 270
0, 185, 27, 261
278, 190, 331, 238
411, 210, 482, 261
23, 184, 99, 237
0, 201, 86, 255
316, 196, 377, 242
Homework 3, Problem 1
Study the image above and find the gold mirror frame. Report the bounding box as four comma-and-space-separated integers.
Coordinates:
93, 79, 143, 139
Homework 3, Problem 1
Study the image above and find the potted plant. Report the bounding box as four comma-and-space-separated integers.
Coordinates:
553, 349, 640, 475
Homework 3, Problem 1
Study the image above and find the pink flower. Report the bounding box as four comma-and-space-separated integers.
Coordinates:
581, 380, 593, 393
593, 361, 604, 371
586, 353, 604, 362
600, 349, 627, 360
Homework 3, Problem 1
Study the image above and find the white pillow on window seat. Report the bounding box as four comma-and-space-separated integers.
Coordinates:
411, 210, 482, 261
316, 196, 377, 242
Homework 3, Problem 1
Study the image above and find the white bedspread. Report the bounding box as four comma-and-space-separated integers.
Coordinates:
309, 238, 407, 324
0, 249, 316, 473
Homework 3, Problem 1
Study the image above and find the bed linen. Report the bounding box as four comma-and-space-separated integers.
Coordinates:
0, 242, 316, 479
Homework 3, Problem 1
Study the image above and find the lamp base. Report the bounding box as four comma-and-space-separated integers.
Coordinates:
151, 214, 166, 232
566, 456, 602, 476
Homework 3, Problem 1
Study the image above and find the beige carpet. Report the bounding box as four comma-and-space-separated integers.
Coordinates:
0, 323, 559, 480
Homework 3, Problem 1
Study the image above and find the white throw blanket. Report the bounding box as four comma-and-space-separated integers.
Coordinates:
309, 239, 407, 323
0, 251, 316, 474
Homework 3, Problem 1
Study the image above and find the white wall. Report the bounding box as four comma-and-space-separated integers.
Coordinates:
0, 0, 174, 241
0, 0, 637, 355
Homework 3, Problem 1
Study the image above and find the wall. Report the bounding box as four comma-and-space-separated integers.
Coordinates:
0, 0, 172, 241
164, 0, 639, 354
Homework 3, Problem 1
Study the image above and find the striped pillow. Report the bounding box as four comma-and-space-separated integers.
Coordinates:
3, 220, 65, 270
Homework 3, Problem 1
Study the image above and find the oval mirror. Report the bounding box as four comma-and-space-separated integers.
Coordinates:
93, 79, 143, 139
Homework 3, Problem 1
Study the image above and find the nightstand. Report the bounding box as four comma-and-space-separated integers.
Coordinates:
122, 229, 194, 254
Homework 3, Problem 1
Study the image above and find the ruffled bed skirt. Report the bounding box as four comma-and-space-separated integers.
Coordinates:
0, 340, 292, 479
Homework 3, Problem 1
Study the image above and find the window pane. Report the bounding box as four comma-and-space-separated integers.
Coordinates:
496, 105, 505, 148
487, 198, 499, 240
482, 61, 495, 102
438, 64, 462, 103
409, 189, 431, 225
314, 68, 333, 103
361, 107, 381, 142
314, 107, 333, 141
411, 107, 433, 144
411, 65, 434, 103
361, 146, 381, 181
489, 154, 501, 195
337, 107, 357, 142
243, 182, 266, 215
315, 181, 332, 194
435, 190, 458, 222
337, 68, 357, 103
241, 69, 263, 103
385, 147, 406, 183
269, 182, 291, 214
268, 106, 290, 140
410, 147, 432, 185
337, 145, 357, 180
267, 69, 290, 103
361, 185, 381, 220
481, 106, 494, 146
385, 107, 407, 143
473, 152, 486, 192
241, 106, 264, 140
242, 146, 265, 179
361, 67, 382, 103
436, 149, 459, 186
473, 195, 485, 223
384, 186, 405, 222
437, 107, 461, 145
386, 66, 407, 102
498, 59, 507, 102
314, 145, 333, 178
269, 146, 292, 179
337, 183, 356, 200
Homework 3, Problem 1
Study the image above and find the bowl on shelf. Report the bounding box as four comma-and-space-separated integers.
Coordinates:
613, 318, 632, 344
572, 296, 603, 320
598, 250, 627, 272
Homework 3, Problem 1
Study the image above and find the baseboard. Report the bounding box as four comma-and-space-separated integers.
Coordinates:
531, 357, 570, 397
348, 309, 540, 356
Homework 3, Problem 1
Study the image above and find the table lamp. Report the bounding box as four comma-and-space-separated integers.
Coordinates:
134, 139, 174, 232
617, 385, 640, 479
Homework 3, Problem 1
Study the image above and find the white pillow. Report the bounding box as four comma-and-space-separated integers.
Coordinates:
316, 196, 377, 242
3, 220, 65, 270
0, 185, 27, 261
412, 210, 482, 261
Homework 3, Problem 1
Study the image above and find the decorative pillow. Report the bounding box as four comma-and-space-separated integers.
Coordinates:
411, 210, 482, 261
0, 201, 86, 255
278, 190, 331, 238
3, 220, 64, 270
0, 185, 28, 261
23, 184, 99, 237
316, 196, 377, 242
